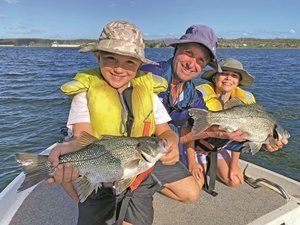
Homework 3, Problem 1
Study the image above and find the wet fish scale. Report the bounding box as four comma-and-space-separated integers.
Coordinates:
210, 105, 276, 140
15, 134, 167, 202
189, 102, 290, 154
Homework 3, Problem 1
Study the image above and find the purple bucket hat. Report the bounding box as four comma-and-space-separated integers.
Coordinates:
164, 25, 220, 71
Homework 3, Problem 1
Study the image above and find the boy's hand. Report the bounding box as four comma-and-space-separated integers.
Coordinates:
160, 138, 179, 165
47, 142, 79, 185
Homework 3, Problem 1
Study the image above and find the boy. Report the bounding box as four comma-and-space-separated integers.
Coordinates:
47, 21, 199, 225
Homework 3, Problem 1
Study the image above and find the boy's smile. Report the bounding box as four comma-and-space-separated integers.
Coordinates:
99, 51, 142, 93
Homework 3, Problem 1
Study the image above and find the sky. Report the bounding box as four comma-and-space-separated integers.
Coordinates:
0, 0, 299, 40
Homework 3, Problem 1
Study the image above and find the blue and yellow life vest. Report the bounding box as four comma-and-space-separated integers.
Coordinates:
196, 83, 256, 111
141, 58, 207, 165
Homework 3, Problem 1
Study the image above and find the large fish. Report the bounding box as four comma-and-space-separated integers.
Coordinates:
189, 100, 290, 154
15, 132, 168, 202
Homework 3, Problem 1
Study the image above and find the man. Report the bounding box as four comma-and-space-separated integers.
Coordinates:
141, 25, 288, 194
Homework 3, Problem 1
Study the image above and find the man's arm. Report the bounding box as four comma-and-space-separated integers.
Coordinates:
180, 125, 247, 144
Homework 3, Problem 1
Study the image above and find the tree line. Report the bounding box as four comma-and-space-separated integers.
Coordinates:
1, 38, 300, 48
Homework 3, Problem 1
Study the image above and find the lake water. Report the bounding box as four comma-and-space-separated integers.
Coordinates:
0, 47, 299, 192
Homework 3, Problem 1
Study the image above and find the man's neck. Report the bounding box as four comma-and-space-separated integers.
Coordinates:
172, 76, 185, 85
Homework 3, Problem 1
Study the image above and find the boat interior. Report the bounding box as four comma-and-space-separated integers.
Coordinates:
3, 160, 300, 225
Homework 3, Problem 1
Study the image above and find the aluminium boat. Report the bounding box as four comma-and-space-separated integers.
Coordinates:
0, 144, 299, 225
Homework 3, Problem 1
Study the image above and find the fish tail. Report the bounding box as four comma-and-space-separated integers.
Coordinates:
189, 108, 210, 135
15, 153, 52, 191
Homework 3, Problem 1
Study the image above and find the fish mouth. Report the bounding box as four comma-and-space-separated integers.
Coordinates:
140, 151, 150, 162
274, 125, 290, 140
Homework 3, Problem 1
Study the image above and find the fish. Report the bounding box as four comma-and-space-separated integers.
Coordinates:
189, 99, 290, 154
15, 132, 168, 202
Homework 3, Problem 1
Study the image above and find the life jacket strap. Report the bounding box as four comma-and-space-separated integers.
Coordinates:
130, 167, 154, 191
195, 139, 218, 196
203, 148, 218, 197
116, 119, 154, 224
195, 139, 215, 152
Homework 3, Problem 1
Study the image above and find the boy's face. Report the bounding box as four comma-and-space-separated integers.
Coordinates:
172, 43, 210, 82
99, 52, 142, 93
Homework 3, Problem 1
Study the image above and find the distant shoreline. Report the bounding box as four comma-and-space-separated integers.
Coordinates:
1, 38, 300, 48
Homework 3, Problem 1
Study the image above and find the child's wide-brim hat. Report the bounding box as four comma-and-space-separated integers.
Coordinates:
79, 20, 157, 65
164, 25, 220, 71
201, 58, 254, 86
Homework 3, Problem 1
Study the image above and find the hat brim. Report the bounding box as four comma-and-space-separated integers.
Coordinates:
164, 39, 220, 71
79, 44, 158, 65
202, 66, 254, 86
164, 39, 216, 57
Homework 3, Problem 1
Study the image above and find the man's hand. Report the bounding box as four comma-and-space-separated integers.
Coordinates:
181, 125, 247, 143
188, 162, 204, 181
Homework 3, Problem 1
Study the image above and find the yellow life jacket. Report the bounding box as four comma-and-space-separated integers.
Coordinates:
196, 83, 256, 111
61, 68, 168, 138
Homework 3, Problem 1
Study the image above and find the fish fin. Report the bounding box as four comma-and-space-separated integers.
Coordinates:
124, 159, 142, 170
73, 176, 100, 203
188, 108, 210, 135
224, 97, 244, 109
251, 103, 266, 111
77, 132, 99, 148
101, 135, 119, 140
242, 142, 262, 155
115, 176, 136, 195
122, 159, 142, 178
15, 153, 52, 191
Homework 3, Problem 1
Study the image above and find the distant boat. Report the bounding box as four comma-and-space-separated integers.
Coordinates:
0, 144, 299, 225
51, 41, 80, 48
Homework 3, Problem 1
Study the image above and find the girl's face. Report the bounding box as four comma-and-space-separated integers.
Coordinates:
214, 71, 241, 93
172, 43, 210, 82
99, 51, 142, 93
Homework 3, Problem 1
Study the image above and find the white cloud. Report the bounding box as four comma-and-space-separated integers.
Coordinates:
0, 14, 8, 18
4, 0, 19, 4
8, 28, 43, 35
289, 29, 296, 34
4, 23, 44, 37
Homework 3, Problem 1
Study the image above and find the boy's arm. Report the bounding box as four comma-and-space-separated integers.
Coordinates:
155, 123, 179, 165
